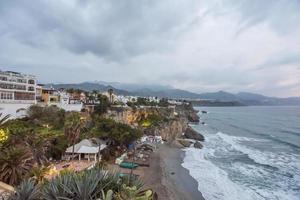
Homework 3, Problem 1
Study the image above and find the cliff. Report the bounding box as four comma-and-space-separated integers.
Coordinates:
105, 104, 201, 143
175, 104, 200, 123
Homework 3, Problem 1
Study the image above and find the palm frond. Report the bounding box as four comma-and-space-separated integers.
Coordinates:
0, 113, 11, 127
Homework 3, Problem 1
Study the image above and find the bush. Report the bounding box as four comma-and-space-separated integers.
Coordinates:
90, 117, 142, 146
27, 105, 65, 129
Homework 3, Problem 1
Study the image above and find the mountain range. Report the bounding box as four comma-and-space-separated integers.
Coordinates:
46, 81, 300, 106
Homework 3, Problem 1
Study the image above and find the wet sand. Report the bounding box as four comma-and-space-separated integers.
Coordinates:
143, 144, 205, 200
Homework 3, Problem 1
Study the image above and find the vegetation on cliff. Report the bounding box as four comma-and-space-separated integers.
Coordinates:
0, 104, 142, 186
126, 97, 169, 107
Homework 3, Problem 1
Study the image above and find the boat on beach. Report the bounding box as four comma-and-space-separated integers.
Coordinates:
119, 162, 139, 169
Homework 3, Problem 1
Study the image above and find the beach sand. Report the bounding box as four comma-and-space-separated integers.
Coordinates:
143, 144, 205, 200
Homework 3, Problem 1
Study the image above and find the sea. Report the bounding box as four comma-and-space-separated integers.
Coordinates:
182, 106, 300, 200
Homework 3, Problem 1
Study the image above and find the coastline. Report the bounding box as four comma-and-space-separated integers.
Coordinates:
143, 144, 205, 200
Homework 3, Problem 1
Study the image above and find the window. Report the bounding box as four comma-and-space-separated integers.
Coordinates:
0, 76, 7, 81
0, 92, 13, 100
28, 79, 35, 84
28, 86, 35, 91
14, 92, 35, 100
17, 79, 26, 83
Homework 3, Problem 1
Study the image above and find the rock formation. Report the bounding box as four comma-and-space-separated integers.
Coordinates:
184, 127, 205, 141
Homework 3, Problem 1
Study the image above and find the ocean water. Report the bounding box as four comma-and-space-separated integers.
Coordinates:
182, 106, 300, 200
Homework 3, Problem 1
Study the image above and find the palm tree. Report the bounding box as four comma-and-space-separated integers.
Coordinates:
0, 147, 34, 185
64, 112, 85, 160
0, 113, 10, 127
23, 130, 49, 166
108, 88, 113, 103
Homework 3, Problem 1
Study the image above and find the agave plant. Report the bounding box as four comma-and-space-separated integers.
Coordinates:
43, 168, 111, 200
42, 171, 75, 200
70, 169, 105, 200
9, 179, 39, 200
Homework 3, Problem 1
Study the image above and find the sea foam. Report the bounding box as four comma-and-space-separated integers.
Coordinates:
182, 132, 300, 200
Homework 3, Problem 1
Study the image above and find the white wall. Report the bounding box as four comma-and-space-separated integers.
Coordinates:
0, 103, 32, 119
0, 102, 83, 120
57, 103, 83, 112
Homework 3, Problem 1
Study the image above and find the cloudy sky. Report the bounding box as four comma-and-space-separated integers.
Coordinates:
0, 0, 300, 97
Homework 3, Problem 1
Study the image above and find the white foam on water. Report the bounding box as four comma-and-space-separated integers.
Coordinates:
216, 132, 300, 173
182, 147, 259, 200
182, 132, 300, 200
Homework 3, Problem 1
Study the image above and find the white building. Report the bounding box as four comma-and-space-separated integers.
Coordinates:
0, 70, 37, 104
64, 138, 107, 161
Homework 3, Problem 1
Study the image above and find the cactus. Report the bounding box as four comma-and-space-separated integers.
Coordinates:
101, 190, 113, 200
115, 184, 154, 200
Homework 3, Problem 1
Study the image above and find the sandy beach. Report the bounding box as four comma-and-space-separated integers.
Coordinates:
143, 144, 205, 200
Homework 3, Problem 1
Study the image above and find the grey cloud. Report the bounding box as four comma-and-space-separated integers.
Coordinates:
206, 0, 300, 35
0, 0, 300, 97
255, 52, 300, 70
0, 0, 200, 61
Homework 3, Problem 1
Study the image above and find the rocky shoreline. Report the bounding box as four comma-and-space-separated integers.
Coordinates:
105, 103, 206, 199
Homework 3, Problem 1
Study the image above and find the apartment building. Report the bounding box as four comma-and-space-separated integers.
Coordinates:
40, 87, 60, 104
0, 71, 36, 104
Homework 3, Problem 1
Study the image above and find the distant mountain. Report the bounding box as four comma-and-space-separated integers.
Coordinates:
133, 88, 201, 99
45, 82, 131, 95
45, 81, 300, 106
92, 81, 173, 92
236, 92, 300, 105
197, 91, 240, 101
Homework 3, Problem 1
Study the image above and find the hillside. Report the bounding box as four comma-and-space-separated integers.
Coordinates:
45, 82, 300, 106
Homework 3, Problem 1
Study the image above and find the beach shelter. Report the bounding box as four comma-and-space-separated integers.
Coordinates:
65, 138, 107, 161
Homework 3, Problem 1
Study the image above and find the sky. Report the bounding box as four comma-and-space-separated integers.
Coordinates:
0, 0, 300, 97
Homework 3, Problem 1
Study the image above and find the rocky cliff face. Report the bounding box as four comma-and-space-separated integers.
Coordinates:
105, 106, 174, 126
105, 105, 199, 142
143, 119, 188, 141
175, 104, 200, 123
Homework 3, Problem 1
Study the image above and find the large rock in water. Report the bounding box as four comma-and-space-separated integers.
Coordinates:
177, 139, 193, 147
194, 141, 203, 149
184, 127, 205, 141
188, 112, 200, 123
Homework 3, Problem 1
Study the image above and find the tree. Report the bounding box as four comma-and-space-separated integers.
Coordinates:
27, 105, 65, 129
64, 112, 85, 160
91, 117, 142, 146
24, 130, 50, 166
93, 95, 110, 115
3, 119, 49, 166
108, 88, 114, 103
0, 147, 34, 185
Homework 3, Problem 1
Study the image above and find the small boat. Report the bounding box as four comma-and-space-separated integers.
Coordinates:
119, 162, 139, 169
201, 110, 208, 114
